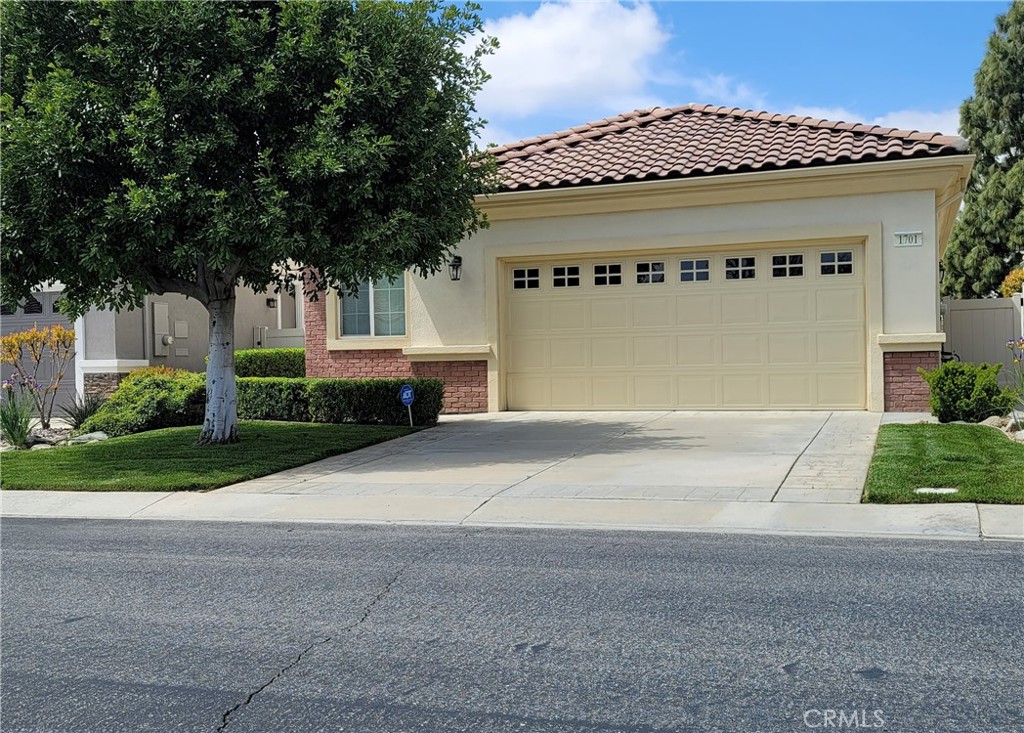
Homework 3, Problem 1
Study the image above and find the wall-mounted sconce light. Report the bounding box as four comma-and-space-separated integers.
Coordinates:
448, 256, 463, 282
266, 297, 278, 308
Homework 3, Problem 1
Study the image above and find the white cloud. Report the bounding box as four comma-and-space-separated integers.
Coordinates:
788, 106, 961, 136
872, 108, 961, 136
477, 1, 669, 120
681, 73, 766, 111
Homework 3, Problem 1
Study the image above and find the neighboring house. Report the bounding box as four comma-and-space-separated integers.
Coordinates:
305, 104, 973, 414
78, 287, 303, 397
0, 290, 77, 411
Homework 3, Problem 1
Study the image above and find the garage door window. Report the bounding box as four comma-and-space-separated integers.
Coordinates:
820, 251, 853, 276
724, 256, 756, 280
636, 261, 665, 285
340, 277, 406, 337
22, 296, 42, 315
771, 254, 804, 278
594, 264, 622, 286
552, 265, 581, 288
513, 268, 540, 290
680, 259, 710, 283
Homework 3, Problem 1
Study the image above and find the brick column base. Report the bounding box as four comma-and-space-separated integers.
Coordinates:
84, 372, 128, 399
883, 351, 939, 412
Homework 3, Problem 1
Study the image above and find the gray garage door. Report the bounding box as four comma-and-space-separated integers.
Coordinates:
1, 291, 77, 414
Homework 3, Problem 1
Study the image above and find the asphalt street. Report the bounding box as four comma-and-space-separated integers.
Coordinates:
1, 519, 1021, 733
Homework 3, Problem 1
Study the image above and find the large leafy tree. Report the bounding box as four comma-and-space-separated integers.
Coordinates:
942, 1, 1024, 298
1, 0, 497, 443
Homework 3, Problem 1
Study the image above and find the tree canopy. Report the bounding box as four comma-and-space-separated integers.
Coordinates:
942, 1, 1024, 298
1, 0, 497, 442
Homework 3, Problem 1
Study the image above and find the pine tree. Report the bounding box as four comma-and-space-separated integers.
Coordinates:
942, 1, 1024, 298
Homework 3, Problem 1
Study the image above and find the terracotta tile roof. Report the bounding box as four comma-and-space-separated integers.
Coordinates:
489, 103, 969, 191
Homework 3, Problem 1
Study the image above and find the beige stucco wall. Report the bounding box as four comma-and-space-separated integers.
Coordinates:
323, 157, 972, 411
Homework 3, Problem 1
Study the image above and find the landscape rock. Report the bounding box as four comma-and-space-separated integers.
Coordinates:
68, 432, 109, 444
980, 416, 1008, 429
29, 443, 53, 451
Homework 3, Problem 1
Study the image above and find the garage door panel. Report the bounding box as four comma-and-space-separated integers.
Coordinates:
721, 293, 764, 325
721, 333, 763, 365
817, 373, 865, 407
816, 289, 863, 322
768, 291, 811, 324
816, 331, 862, 364
769, 374, 812, 407
676, 294, 716, 327
768, 332, 811, 365
678, 375, 719, 407
550, 377, 588, 408
508, 339, 548, 371
549, 300, 587, 330
677, 334, 718, 366
633, 336, 672, 367
505, 244, 865, 410
592, 376, 630, 408
509, 301, 548, 332
550, 338, 587, 369
722, 374, 764, 407
592, 337, 630, 368
634, 376, 673, 407
632, 297, 673, 328
591, 299, 631, 329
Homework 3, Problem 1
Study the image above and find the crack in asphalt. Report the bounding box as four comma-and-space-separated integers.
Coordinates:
215, 532, 466, 732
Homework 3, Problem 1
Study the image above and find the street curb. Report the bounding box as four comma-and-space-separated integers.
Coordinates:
2, 491, 1021, 541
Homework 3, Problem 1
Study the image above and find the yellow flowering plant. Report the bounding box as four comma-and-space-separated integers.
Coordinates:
0, 324, 75, 429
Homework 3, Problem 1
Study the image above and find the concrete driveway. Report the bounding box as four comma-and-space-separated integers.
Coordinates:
223, 411, 881, 505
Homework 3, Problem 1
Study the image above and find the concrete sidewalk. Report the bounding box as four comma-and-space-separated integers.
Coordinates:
2, 489, 1021, 541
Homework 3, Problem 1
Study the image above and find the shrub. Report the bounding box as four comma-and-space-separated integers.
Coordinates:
999, 268, 1024, 299
918, 361, 1016, 423
59, 393, 107, 430
0, 324, 76, 429
81, 369, 205, 437
234, 348, 305, 378
237, 378, 310, 422
0, 388, 34, 448
308, 378, 444, 426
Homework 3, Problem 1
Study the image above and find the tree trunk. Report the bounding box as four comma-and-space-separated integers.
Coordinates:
198, 294, 239, 445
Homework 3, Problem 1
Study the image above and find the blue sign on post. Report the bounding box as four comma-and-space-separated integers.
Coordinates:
400, 384, 415, 427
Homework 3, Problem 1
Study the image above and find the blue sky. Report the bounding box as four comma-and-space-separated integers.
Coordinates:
473, 1, 1010, 146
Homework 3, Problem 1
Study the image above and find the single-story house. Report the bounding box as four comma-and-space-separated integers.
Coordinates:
1, 285, 303, 405
305, 104, 974, 414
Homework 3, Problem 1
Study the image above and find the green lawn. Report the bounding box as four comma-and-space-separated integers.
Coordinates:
864, 423, 1024, 504
0, 421, 415, 492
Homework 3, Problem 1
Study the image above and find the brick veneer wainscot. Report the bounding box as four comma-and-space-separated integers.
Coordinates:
883, 350, 939, 412
83, 372, 128, 399
304, 298, 487, 414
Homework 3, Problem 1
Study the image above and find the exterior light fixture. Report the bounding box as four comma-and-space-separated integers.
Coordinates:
448, 256, 463, 282
266, 297, 278, 308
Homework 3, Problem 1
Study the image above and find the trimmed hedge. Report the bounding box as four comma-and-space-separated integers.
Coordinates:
237, 378, 310, 422
81, 368, 205, 437
84, 370, 443, 436
918, 360, 1015, 423
308, 378, 444, 426
234, 348, 305, 378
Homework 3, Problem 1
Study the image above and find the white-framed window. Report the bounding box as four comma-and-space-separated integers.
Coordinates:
553, 265, 581, 288
724, 256, 756, 280
680, 259, 711, 283
340, 277, 406, 337
512, 267, 540, 290
636, 261, 665, 284
820, 251, 853, 276
771, 253, 804, 278
594, 263, 623, 286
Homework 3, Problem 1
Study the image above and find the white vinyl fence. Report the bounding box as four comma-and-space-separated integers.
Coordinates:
942, 294, 1024, 386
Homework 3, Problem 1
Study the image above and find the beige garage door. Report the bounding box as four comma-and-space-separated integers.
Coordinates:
504, 244, 865, 409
